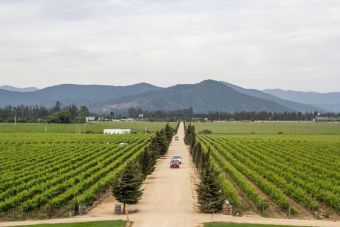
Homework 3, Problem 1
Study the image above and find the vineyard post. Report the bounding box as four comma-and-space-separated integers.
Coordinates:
126, 211, 130, 225
262, 203, 265, 214
211, 209, 215, 222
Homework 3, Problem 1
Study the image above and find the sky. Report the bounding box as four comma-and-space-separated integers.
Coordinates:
0, 0, 339, 92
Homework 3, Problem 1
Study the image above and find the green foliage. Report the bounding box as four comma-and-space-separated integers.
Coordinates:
193, 121, 340, 134
139, 147, 156, 177
184, 124, 196, 145
164, 123, 175, 141
150, 124, 175, 156
0, 134, 151, 214
47, 111, 72, 123
199, 136, 269, 211
200, 129, 212, 134
0, 122, 177, 133
112, 164, 143, 213
196, 164, 225, 213
197, 134, 340, 212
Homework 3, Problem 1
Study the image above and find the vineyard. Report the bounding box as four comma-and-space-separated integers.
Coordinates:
0, 133, 151, 220
0, 121, 177, 134
193, 121, 340, 134
196, 134, 340, 218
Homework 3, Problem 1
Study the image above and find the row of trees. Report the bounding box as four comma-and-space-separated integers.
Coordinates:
196, 111, 340, 121
185, 124, 225, 213
2, 103, 339, 123
127, 107, 194, 121
0, 102, 90, 123
112, 123, 176, 213
125, 108, 340, 121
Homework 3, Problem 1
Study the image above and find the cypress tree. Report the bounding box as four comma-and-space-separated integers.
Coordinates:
192, 142, 198, 162
112, 164, 143, 213
164, 123, 174, 142
157, 129, 169, 155
185, 124, 195, 145
196, 164, 225, 213
196, 143, 203, 170
139, 148, 156, 178
201, 147, 210, 171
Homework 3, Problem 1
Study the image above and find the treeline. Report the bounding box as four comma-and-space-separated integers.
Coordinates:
197, 111, 340, 121
185, 124, 225, 213
0, 102, 89, 123
112, 123, 176, 213
126, 107, 340, 121
127, 107, 194, 121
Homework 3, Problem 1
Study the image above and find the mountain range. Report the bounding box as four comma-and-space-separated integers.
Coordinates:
0, 85, 38, 92
0, 80, 338, 113
263, 89, 340, 112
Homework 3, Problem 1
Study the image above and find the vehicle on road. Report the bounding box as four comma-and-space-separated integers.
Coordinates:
172, 155, 183, 164
174, 135, 179, 141
170, 159, 180, 168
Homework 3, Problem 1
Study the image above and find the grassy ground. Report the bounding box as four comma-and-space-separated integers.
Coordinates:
205, 223, 310, 227
14, 220, 126, 227
0, 121, 177, 133
193, 121, 340, 134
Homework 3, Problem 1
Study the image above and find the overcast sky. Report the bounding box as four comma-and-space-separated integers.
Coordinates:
0, 0, 339, 92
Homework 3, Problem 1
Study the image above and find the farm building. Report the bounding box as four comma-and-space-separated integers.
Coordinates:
85, 116, 96, 122
103, 129, 132, 134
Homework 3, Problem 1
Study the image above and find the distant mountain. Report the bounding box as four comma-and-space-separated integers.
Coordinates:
0, 85, 38, 92
0, 80, 329, 113
103, 80, 293, 113
0, 83, 161, 110
263, 89, 340, 112
222, 82, 322, 112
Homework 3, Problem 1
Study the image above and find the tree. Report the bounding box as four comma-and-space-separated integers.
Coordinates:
150, 130, 169, 156
127, 107, 143, 118
47, 111, 71, 123
201, 147, 210, 171
185, 124, 196, 146
79, 106, 90, 117
139, 148, 156, 178
52, 101, 61, 113
164, 123, 174, 142
112, 164, 143, 213
194, 143, 203, 170
67, 104, 78, 119
196, 164, 225, 213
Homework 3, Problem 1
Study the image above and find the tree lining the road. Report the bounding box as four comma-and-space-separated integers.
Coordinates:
112, 123, 177, 213
185, 123, 225, 213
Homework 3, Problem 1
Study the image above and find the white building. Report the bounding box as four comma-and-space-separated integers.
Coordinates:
85, 117, 96, 122
103, 129, 132, 134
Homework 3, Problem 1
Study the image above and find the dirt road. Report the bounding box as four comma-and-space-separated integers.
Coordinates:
1, 122, 338, 227
130, 122, 198, 227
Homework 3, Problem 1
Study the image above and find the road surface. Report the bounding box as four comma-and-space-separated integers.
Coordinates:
130, 122, 198, 227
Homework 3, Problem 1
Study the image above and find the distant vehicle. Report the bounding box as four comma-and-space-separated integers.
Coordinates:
172, 155, 182, 164
170, 159, 180, 168
175, 135, 179, 141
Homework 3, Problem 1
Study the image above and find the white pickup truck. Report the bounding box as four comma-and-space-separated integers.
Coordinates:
172, 155, 182, 164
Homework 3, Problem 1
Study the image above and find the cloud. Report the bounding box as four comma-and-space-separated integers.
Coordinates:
0, 0, 339, 92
